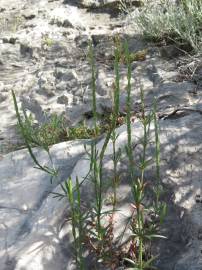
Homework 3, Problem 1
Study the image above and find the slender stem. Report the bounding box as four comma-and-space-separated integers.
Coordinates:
154, 99, 161, 206
12, 90, 57, 176
67, 179, 78, 265
76, 177, 84, 269
124, 42, 134, 179
137, 207, 143, 269
89, 40, 97, 134
124, 41, 145, 268
112, 130, 117, 209
96, 42, 121, 238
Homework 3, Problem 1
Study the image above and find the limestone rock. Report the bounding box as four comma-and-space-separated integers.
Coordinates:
0, 0, 202, 269
1, 113, 202, 269
79, 0, 143, 9
0, 140, 89, 269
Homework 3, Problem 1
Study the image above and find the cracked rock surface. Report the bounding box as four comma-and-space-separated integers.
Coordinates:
0, 0, 202, 269
1, 114, 202, 270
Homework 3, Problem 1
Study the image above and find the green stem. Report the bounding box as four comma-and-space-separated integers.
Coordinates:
154, 99, 161, 206
12, 90, 57, 176
124, 42, 134, 179
112, 130, 117, 209
96, 43, 121, 238
76, 177, 84, 269
137, 207, 143, 269
89, 40, 97, 134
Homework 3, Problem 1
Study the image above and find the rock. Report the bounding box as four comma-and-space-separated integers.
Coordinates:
50, 6, 85, 30
0, 0, 131, 153
79, 0, 143, 9
38, 71, 56, 97
0, 140, 89, 269
2, 37, 17, 44
160, 45, 184, 59
74, 34, 90, 49
1, 113, 202, 269
193, 64, 202, 87
57, 95, 69, 105
20, 43, 34, 57
0, 1, 202, 268
55, 68, 77, 82
21, 9, 37, 20
0, 93, 7, 103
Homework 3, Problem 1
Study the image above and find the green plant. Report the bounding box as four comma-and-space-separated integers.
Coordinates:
137, 0, 202, 52
123, 42, 166, 270
79, 39, 123, 268
16, 111, 67, 147
52, 176, 86, 269
88, 41, 98, 135
111, 130, 121, 209
42, 35, 54, 47
12, 39, 167, 270
110, 43, 122, 210
153, 100, 167, 225
15, 108, 111, 148
12, 90, 58, 180
67, 125, 98, 140
64, 177, 85, 269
